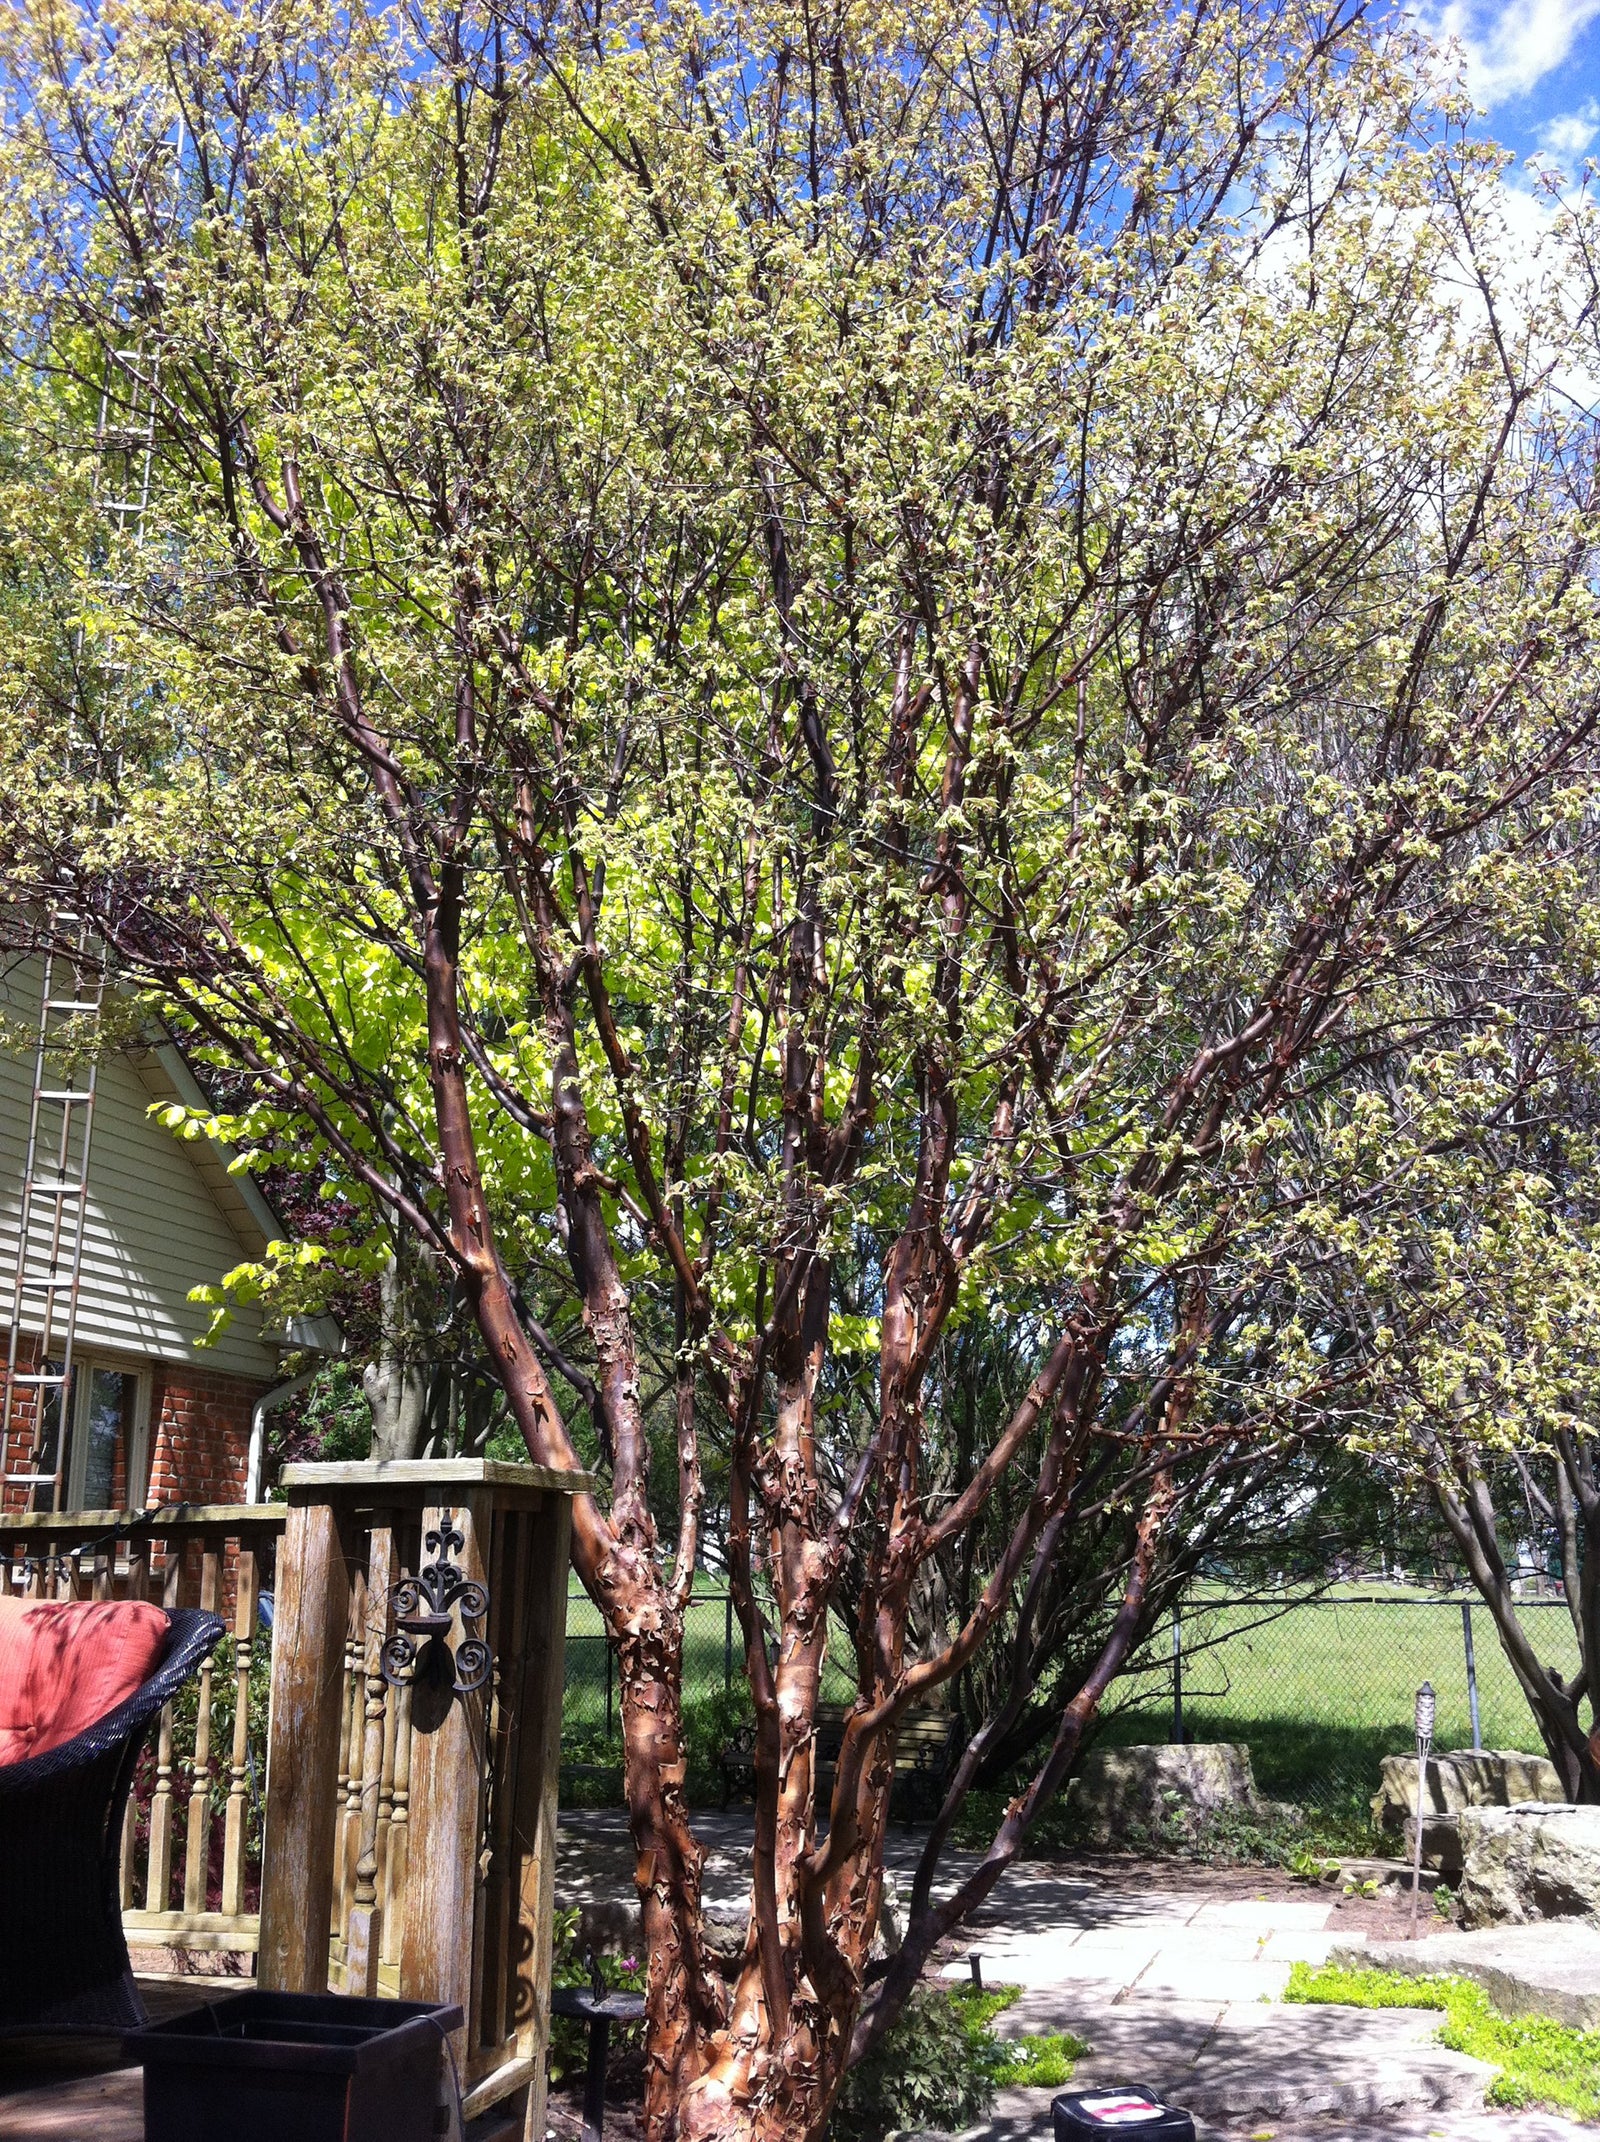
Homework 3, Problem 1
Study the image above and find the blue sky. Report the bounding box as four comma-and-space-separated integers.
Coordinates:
1432, 0, 1600, 166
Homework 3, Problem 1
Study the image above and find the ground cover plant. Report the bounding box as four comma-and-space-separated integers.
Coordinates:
1288, 1964, 1600, 2122
6, 0, 1600, 2136
828, 1982, 1084, 2142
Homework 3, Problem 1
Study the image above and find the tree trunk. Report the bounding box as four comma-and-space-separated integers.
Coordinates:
362, 1245, 430, 1460
1433, 1467, 1600, 1802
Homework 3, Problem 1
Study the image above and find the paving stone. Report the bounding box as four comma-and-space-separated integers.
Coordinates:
1333, 1921, 1600, 2030
968, 2001, 1494, 2138
1186, 1899, 1335, 1930
939, 1941, 1160, 1992
994, 1987, 1226, 2059
1137, 1930, 1287, 1963
1057, 1926, 1170, 1950
1195, 2116, 1594, 2142
1258, 1928, 1356, 1965
1134, 1958, 1293, 2003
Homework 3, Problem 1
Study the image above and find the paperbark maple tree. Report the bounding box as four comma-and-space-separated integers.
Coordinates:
3, 1, 1599, 2134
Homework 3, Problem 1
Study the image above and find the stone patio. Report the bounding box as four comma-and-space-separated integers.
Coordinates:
558, 1812, 1599, 2142
3, 1816, 1594, 2141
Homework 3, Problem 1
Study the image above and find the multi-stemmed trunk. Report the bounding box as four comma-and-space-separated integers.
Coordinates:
1432, 1442, 1600, 1804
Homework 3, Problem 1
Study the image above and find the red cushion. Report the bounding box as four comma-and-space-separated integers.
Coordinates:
0, 1596, 168, 1765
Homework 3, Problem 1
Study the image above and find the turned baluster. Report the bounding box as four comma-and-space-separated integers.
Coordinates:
374, 1645, 398, 1947
119, 1534, 151, 1906
144, 1547, 183, 1912
381, 1676, 412, 1969
125, 1536, 150, 1602
339, 1565, 368, 1947
183, 1545, 221, 1914
346, 1526, 394, 1996
222, 1545, 261, 1918
479, 1506, 525, 2045
329, 1576, 359, 1945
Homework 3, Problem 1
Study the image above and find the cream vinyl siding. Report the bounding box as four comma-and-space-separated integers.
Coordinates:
0, 973, 279, 1382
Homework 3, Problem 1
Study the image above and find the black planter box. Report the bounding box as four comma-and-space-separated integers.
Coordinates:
1053, 2085, 1196, 2139
128, 1989, 465, 2142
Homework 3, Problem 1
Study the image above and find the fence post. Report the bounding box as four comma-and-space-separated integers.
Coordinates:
605, 1636, 614, 1741
1462, 1601, 1482, 1751
259, 1494, 353, 1992
725, 1588, 733, 1693
1171, 1605, 1184, 1745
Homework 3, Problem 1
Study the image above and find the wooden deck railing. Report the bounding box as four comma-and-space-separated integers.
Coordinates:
260, 1460, 579, 2135
0, 1502, 286, 1958
0, 1460, 579, 2139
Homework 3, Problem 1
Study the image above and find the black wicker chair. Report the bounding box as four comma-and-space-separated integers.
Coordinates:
0, 1605, 225, 2034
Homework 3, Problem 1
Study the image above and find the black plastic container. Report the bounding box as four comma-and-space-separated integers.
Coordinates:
1053, 2085, 1197, 2139
129, 1989, 465, 2142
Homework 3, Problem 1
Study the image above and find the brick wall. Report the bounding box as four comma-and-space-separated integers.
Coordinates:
146, 1361, 260, 1508
1, 1347, 262, 1512
2, 1351, 267, 1612
0, 1334, 41, 1515
138, 1361, 264, 1612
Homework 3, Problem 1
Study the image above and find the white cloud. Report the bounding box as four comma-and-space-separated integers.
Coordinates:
1459, 172, 1600, 408
1431, 0, 1600, 103
1536, 99, 1600, 159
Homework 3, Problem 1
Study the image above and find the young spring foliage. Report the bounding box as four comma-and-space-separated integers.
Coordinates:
2, 1, 1600, 2134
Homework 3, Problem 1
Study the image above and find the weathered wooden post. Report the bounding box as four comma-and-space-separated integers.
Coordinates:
258, 1458, 586, 2141
257, 1493, 354, 1991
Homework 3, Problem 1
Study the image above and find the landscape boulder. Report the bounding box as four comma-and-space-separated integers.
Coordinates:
1455, 1804, 1600, 1927
1371, 1748, 1565, 1836
1069, 1741, 1259, 1847
1334, 1923, 1600, 2030
1401, 1810, 1469, 1875
1321, 1854, 1442, 1895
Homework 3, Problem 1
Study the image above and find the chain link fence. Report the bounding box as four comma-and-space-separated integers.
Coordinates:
1099, 1587, 1579, 1813
562, 1586, 745, 1750
565, 1593, 728, 1739
561, 1582, 1579, 1816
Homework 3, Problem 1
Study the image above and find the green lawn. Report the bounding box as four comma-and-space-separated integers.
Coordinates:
561, 1580, 1572, 1813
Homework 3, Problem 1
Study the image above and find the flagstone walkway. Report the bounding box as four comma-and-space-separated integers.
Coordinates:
557, 1812, 1599, 2142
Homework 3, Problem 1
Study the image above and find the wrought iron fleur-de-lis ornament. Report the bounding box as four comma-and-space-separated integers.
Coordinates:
381, 1511, 492, 1707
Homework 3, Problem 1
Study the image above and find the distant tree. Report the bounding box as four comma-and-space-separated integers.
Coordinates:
1364, 995, 1600, 1799
928, 1319, 1448, 1796
2, 2, 1599, 2135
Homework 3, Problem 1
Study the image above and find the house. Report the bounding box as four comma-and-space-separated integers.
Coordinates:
1, 954, 337, 1515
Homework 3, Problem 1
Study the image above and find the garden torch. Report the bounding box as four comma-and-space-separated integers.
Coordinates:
1409, 1680, 1436, 1934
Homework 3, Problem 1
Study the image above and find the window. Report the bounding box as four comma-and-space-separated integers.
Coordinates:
32, 1359, 150, 1512
75, 1367, 142, 1510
